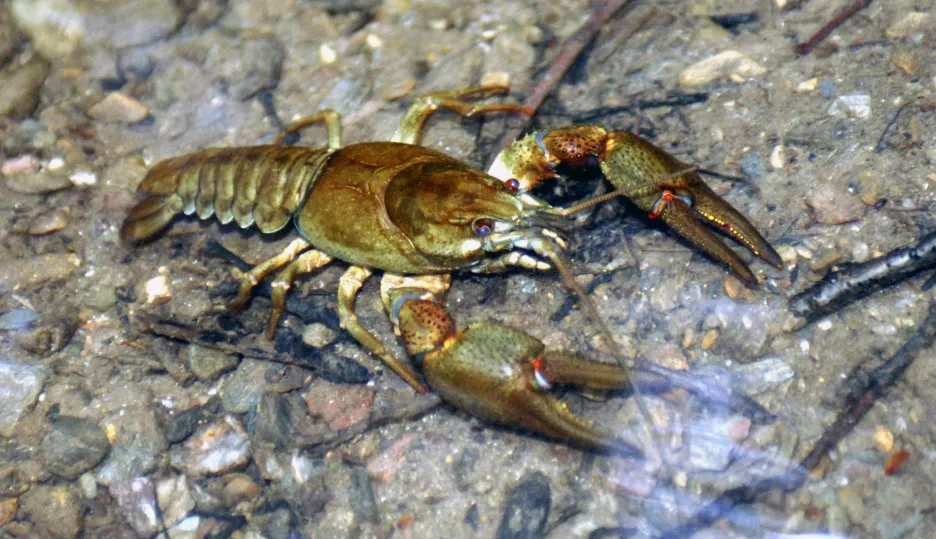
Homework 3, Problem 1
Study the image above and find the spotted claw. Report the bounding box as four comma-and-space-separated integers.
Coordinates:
395, 298, 642, 456
489, 126, 783, 285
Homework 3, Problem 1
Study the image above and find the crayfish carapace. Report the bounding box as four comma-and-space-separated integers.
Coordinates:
121, 85, 776, 454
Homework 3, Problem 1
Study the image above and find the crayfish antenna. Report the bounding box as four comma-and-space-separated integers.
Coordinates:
544, 249, 665, 463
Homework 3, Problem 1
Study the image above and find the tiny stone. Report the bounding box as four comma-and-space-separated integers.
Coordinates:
0, 497, 17, 527
4, 170, 73, 194
28, 208, 68, 235
873, 427, 894, 453
156, 475, 196, 528
19, 485, 82, 539
185, 344, 240, 381
643, 344, 689, 371
41, 416, 111, 479
732, 357, 795, 395
496, 472, 551, 539
776, 244, 797, 264
1, 155, 41, 176
88, 93, 150, 124
795, 246, 813, 259
891, 50, 918, 74
682, 327, 696, 348
818, 78, 836, 99
700, 329, 718, 350
679, 50, 767, 87
169, 416, 251, 477
828, 94, 871, 119
301, 323, 337, 348
851, 242, 870, 263
0, 359, 47, 436
0, 59, 50, 119
769, 145, 786, 169
724, 276, 743, 300
795, 78, 818, 92
817, 319, 833, 331
885, 12, 931, 39
805, 183, 866, 225
110, 477, 161, 537
480, 71, 511, 88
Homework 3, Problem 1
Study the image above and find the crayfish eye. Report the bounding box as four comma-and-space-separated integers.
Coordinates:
473, 218, 494, 237
505, 178, 520, 192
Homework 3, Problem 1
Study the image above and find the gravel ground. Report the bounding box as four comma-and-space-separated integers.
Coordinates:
1, 0, 935, 537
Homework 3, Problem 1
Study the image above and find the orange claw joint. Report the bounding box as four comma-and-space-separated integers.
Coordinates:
489, 125, 783, 285
394, 298, 643, 456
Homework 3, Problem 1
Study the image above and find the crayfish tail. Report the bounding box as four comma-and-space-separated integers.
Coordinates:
120, 195, 179, 243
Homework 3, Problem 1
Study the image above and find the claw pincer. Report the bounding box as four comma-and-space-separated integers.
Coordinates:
489, 125, 783, 284
394, 298, 642, 456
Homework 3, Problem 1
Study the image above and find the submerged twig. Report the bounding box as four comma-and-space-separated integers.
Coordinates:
658, 301, 936, 539
789, 230, 936, 323
488, 0, 643, 163
794, 0, 872, 56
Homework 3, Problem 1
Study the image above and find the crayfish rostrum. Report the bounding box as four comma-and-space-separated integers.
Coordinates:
121, 85, 778, 454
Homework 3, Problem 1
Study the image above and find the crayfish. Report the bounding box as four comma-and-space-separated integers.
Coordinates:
121, 85, 779, 453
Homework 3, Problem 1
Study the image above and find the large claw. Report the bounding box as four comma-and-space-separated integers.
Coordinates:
395, 299, 643, 455
489, 126, 783, 284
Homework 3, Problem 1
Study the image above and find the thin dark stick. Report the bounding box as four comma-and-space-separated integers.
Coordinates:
874, 100, 915, 153
487, 0, 642, 164
794, 0, 872, 56
789, 230, 936, 323
657, 301, 936, 538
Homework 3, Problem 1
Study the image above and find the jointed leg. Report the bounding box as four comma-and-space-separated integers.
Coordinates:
392, 85, 533, 145
338, 266, 429, 394
264, 249, 334, 339
230, 237, 314, 311
274, 110, 343, 149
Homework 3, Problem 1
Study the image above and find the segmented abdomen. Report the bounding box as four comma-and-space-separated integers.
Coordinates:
121, 145, 331, 242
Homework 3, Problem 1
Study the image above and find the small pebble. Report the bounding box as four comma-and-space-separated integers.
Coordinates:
805, 183, 867, 225
828, 94, 871, 119
885, 12, 931, 39
156, 475, 195, 528
724, 276, 743, 300
4, 170, 73, 194
88, 93, 149, 124
110, 477, 161, 537
643, 344, 689, 371
0, 359, 47, 436
769, 145, 786, 169
775, 244, 797, 264
733, 357, 794, 394
303, 379, 373, 431
0, 59, 49, 119
891, 50, 918, 74
700, 329, 718, 350
19, 485, 82, 539
185, 344, 239, 381
0, 497, 17, 527
28, 208, 68, 235
679, 50, 767, 87
1, 155, 41, 176
169, 416, 251, 477
795, 78, 818, 92
301, 323, 337, 348
873, 427, 894, 453
41, 416, 111, 480
144, 275, 171, 304
496, 472, 551, 539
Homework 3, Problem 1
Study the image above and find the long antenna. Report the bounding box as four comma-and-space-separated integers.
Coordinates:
545, 249, 665, 462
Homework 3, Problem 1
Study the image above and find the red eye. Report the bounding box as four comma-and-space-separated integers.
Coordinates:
473, 218, 493, 237
505, 178, 520, 192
